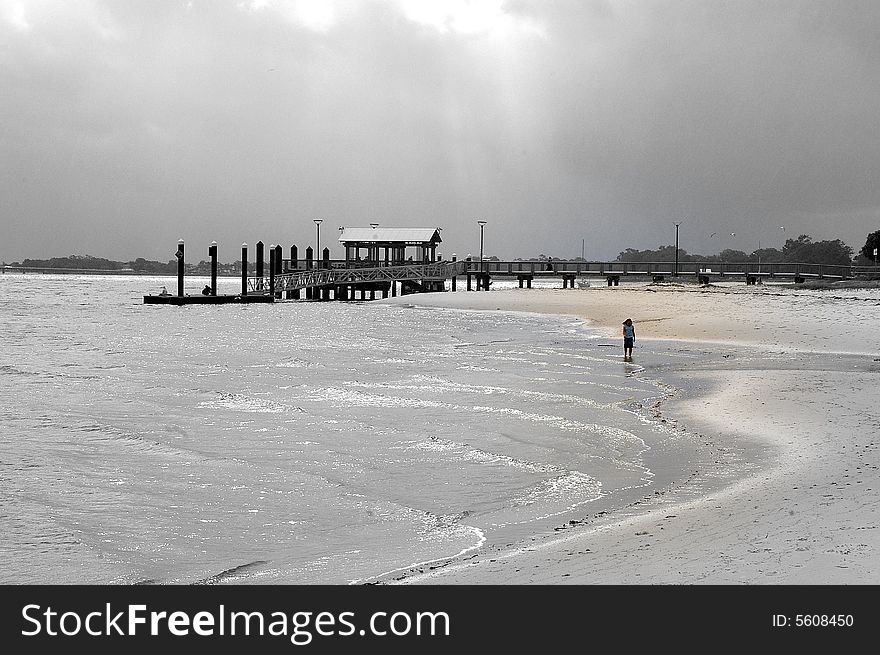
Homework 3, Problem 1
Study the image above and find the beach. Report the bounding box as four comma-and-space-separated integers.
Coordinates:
381, 283, 880, 584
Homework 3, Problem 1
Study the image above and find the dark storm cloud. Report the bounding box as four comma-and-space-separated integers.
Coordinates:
2, 1, 879, 263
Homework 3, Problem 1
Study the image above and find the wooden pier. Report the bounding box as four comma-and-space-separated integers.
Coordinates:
142, 235, 869, 306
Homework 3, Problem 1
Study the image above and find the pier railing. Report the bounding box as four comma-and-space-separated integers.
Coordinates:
271, 259, 860, 278
456, 260, 856, 279
243, 259, 870, 294
251, 261, 468, 292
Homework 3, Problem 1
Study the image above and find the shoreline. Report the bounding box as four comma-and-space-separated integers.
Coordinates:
378, 286, 880, 584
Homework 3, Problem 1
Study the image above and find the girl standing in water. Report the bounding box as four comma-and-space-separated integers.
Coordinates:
622, 318, 635, 360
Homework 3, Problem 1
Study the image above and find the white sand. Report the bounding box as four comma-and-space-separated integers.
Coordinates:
379, 284, 880, 584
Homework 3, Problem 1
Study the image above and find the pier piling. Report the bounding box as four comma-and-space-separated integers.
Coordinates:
290, 245, 299, 299
305, 247, 313, 300
176, 239, 185, 297
256, 241, 265, 290
209, 241, 218, 296
241, 243, 248, 297
269, 244, 276, 297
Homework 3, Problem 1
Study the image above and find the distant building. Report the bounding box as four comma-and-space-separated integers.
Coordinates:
338, 227, 442, 265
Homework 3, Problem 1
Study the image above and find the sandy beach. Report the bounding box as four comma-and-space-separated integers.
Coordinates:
380, 283, 880, 584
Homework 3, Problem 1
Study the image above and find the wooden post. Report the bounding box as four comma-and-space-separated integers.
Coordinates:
256, 241, 264, 290
241, 243, 248, 297
321, 247, 331, 300
269, 244, 275, 297
451, 255, 457, 291
291, 245, 299, 300
175, 239, 185, 297
209, 241, 218, 296
305, 246, 313, 300
273, 244, 282, 298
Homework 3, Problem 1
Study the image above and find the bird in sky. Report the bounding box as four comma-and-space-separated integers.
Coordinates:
730, 232, 736, 237
709, 232, 717, 238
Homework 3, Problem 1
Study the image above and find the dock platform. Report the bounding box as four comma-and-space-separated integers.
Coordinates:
143, 294, 274, 305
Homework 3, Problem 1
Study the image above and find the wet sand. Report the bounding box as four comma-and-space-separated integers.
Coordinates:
379, 284, 880, 584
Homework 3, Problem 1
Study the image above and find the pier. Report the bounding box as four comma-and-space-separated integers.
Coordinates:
141, 229, 869, 306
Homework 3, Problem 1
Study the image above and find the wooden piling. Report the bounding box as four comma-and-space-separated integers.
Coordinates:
209, 241, 218, 296
256, 241, 264, 290
269, 244, 276, 297
176, 239, 185, 297
305, 246, 313, 300
241, 243, 248, 297
290, 245, 299, 299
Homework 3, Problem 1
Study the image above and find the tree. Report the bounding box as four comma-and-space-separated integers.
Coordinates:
859, 230, 880, 261
616, 245, 690, 262
781, 234, 853, 266
750, 247, 783, 263
717, 249, 749, 261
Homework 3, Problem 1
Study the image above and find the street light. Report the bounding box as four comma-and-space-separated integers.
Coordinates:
477, 220, 487, 263
673, 221, 681, 277
314, 219, 323, 267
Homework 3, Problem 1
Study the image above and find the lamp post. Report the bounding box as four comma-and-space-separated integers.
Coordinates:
673, 222, 681, 277
477, 220, 487, 263
314, 219, 322, 268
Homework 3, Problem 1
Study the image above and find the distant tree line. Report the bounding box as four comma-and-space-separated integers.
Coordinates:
504, 232, 877, 267
6, 254, 279, 276
616, 234, 863, 267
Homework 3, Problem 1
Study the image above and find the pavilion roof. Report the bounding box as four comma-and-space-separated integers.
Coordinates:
338, 227, 442, 244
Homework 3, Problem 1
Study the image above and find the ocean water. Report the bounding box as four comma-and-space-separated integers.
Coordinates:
1, 273, 710, 584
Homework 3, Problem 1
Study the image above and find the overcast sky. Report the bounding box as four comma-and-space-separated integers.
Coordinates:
3, 0, 880, 263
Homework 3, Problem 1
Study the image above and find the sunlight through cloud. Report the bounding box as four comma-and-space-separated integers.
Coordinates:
1, 0, 31, 31
397, 0, 544, 38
